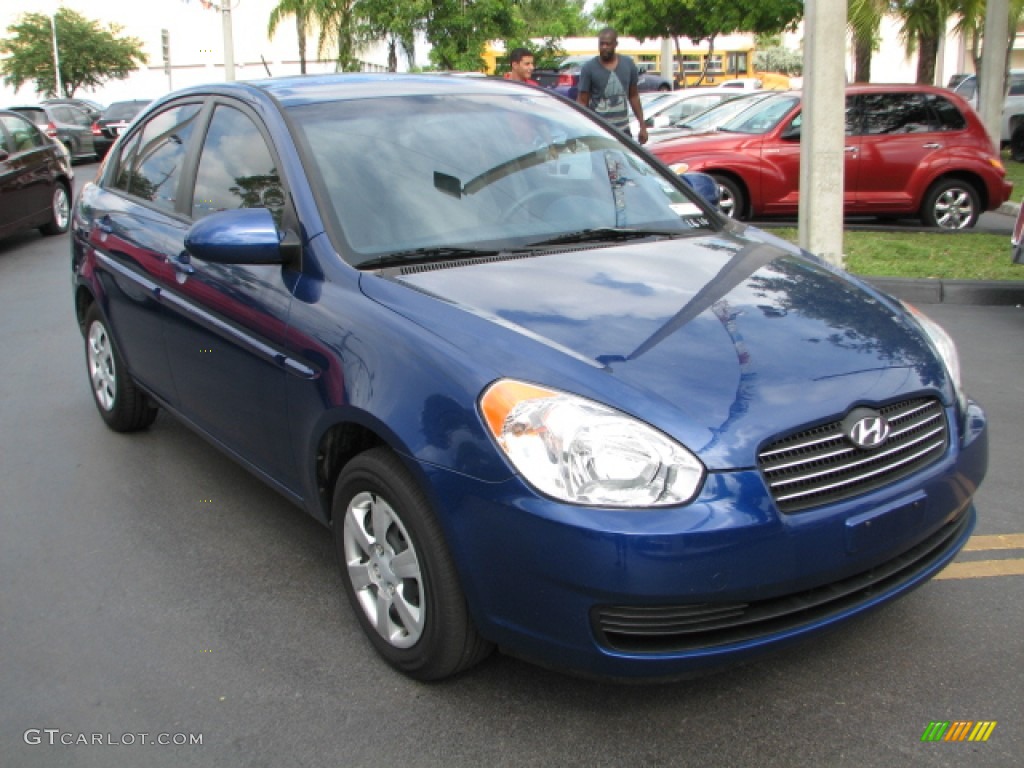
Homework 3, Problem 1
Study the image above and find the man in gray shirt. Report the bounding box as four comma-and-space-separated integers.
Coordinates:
577, 28, 648, 144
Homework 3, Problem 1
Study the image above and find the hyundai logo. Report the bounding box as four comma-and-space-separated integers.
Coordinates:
842, 408, 891, 450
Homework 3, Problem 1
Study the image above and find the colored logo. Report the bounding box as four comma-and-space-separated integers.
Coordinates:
921, 721, 997, 742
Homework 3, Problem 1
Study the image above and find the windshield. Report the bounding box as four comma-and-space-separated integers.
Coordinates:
288, 91, 715, 267
718, 93, 800, 134
674, 92, 776, 130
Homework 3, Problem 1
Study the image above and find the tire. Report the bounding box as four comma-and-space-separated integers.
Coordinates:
658, 83, 671, 92
39, 182, 71, 236
1011, 122, 1024, 163
921, 178, 980, 230
83, 304, 158, 432
710, 174, 746, 219
333, 447, 492, 681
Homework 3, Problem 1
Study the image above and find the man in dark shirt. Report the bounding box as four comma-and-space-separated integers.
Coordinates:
577, 28, 648, 144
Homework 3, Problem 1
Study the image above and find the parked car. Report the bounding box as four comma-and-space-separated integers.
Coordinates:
9, 103, 96, 163
42, 97, 105, 122
637, 64, 674, 92
718, 77, 763, 90
952, 69, 1024, 144
531, 55, 591, 100
72, 74, 986, 681
651, 84, 1013, 227
1012, 198, 1024, 264
646, 90, 779, 144
629, 87, 746, 135
0, 109, 74, 240
91, 99, 151, 159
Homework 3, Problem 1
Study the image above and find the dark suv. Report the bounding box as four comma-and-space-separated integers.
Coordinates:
651, 84, 1012, 228
9, 104, 96, 164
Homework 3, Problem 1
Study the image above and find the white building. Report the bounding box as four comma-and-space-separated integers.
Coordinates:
0, 0, 401, 106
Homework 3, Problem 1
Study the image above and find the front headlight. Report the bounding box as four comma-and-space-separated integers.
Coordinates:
900, 301, 964, 409
480, 379, 705, 507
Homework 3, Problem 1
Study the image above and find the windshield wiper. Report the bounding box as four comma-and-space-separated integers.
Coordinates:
360, 246, 501, 269
526, 227, 685, 248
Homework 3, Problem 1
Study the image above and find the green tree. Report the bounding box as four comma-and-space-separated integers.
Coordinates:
953, 0, 1024, 91
596, 0, 803, 86
0, 8, 146, 98
893, 0, 953, 84
268, 0, 314, 74
848, 0, 888, 83
305, 0, 365, 72
356, 0, 426, 71
425, 0, 518, 71
754, 34, 802, 75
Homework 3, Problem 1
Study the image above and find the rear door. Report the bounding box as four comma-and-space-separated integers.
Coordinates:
0, 114, 54, 231
847, 92, 948, 215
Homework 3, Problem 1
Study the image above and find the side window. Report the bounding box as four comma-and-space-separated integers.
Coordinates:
0, 114, 43, 152
926, 95, 967, 131
114, 104, 201, 214
64, 106, 90, 127
191, 105, 283, 225
0, 126, 9, 154
1008, 75, 1024, 96
859, 93, 936, 135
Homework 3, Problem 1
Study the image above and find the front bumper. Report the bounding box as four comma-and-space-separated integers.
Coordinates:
419, 402, 987, 679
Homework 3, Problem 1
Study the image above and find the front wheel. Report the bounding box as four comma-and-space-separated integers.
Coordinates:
921, 178, 980, 230
39, 183, 70, 236
710, 174, 746, 220
333, 447, 492, 680
83, 304, 158, 431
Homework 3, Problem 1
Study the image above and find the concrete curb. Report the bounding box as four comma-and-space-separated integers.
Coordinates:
862, 276, 1024, 305
997, 200, 1021, 216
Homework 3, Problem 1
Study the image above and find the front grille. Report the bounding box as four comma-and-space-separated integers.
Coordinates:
758, 397, 948, 513
592, 506, 971, 654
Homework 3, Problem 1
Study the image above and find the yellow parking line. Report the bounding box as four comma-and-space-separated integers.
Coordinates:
963, 534, 1024, 552
934, 559, 1024, 580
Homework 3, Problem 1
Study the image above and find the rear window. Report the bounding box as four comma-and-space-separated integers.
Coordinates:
11, 108, 46, 126
104, 102, 148, 120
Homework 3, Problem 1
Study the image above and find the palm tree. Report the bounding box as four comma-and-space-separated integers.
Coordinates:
893, 0, 953, 84
311, 0, 364, 72
268, 0, 313, 74
848, 0, 889, 82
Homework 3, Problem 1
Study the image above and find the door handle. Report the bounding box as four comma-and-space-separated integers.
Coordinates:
169, 253, 195, 275
844, 146, 858, 153
923, 143, 942, 149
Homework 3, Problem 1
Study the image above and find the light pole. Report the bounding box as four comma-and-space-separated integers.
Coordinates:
50, 12, 62, 96
221, 2, 235, 81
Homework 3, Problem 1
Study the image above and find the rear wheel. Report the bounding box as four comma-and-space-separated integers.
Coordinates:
1011, 123, 1024, 162
83, 304, 158, 431
710, 174, 746, 219
39, 183, 70, 236
333, 447, 492, 680
921, 178, 980, 230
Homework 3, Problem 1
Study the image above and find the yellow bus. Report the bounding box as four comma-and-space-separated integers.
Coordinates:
485, 37, 761, 88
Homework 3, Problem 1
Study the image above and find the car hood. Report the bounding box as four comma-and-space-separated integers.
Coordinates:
361, 229, 948, 469
651, 130, 755, 155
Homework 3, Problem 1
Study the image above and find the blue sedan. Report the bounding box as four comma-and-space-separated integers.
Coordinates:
71, 74, 987, 681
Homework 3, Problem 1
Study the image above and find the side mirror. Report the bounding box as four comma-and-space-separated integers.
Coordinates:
185, 207, 295, 265
651, 114, 670, 129
781, 123, 801, 141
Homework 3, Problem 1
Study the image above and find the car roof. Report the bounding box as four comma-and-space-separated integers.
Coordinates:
150, 73, 535, 111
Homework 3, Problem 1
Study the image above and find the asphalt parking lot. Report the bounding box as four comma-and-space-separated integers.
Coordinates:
1, 163, 1021, 767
